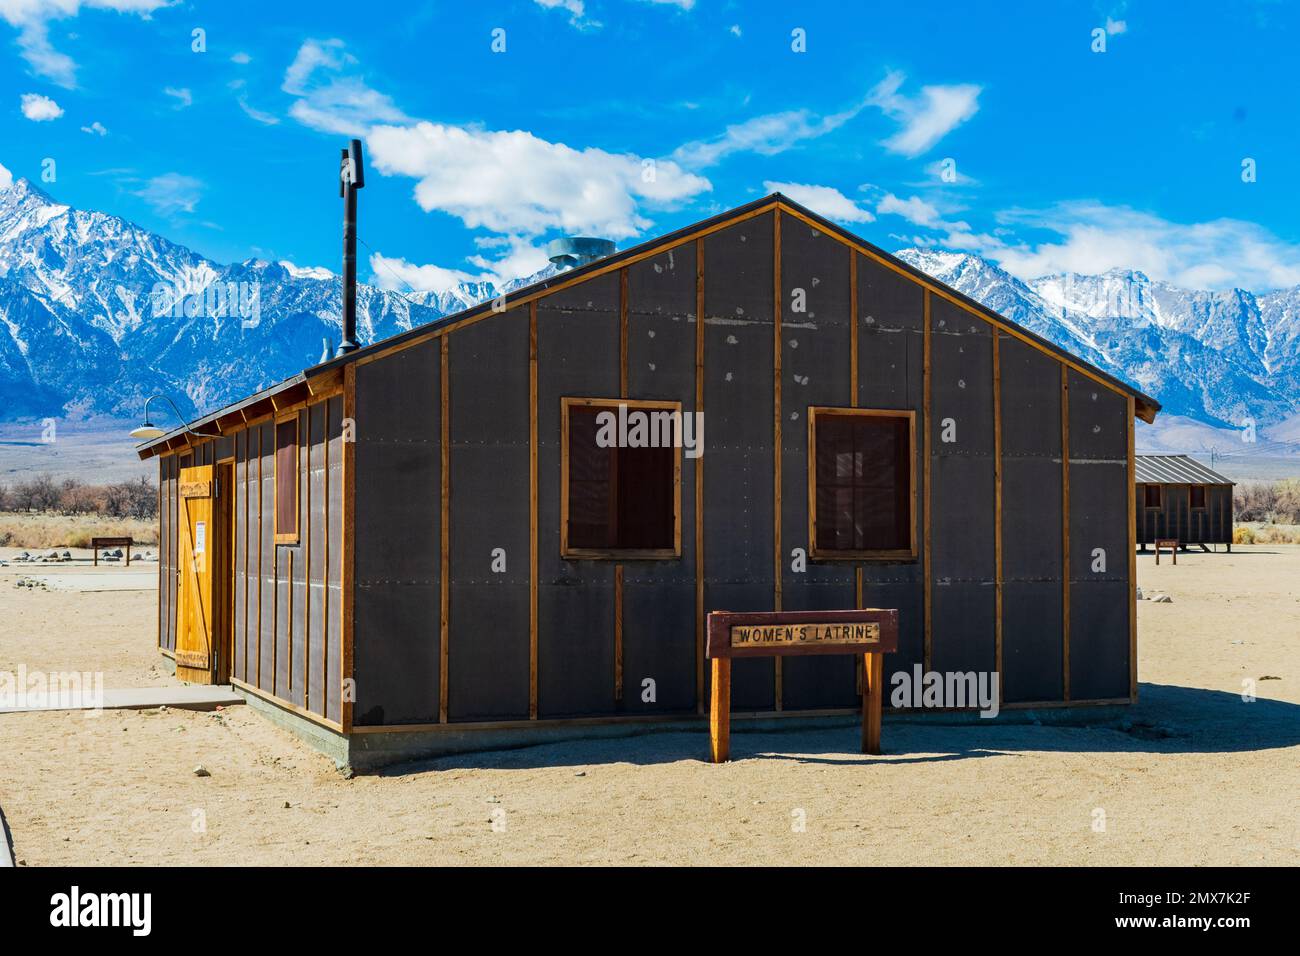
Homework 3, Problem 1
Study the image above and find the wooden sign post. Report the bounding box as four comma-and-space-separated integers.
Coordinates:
705, 609, 899, 763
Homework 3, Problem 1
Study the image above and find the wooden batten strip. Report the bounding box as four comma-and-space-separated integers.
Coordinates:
694, 239, 706, 715
855, 566, 864, 695
1061, 364, 1071, 701
286, 549, 294, 696
240, 435, 249, 682
439, 336, 451, 723
849, 247, 859, 404
614, 564, 624, 703
255, 426, 263, 687
303, 412, 311, 712
1127, 394, 1138, 702
922, 290, 933, 672
323, 399, 331, 714
272, 467, 279, 697
619, 267, 629, 398
993, 328, 1004, 704
156, 467, 163, 648
615, 272, 627, 708
529, 302, 539, 720
341, 364, 356, 732
772, 206, 783, 710
850, 246, 861, 694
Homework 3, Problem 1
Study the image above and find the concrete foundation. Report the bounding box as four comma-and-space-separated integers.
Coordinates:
225, 664, 1129, 773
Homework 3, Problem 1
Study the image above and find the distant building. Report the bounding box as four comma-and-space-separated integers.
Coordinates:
135, 194, 1162, 769
1135, 455, 1235, 551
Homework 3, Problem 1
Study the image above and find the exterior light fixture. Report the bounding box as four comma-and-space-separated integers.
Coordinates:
130, 394, 222, 444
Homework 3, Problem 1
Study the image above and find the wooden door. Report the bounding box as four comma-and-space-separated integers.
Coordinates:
177, 465, 217, 683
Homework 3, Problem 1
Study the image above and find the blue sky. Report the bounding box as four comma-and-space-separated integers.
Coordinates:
4, 0, 1300, 293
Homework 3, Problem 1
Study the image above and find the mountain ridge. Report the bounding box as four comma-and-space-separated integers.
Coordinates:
1, 177, 1297, 436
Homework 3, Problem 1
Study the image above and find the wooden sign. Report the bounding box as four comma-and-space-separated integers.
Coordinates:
175, 648, 210, 669
705, 609, 899, 763
708, 610, 897, 659
179, 480, 212, 499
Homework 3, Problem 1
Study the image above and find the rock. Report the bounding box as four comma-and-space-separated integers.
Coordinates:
283, 801, 291, 809
61, 551, 71, 560
193, 765, 210, 777
1259, 675, 1281, 681
1151, 594, 1173, 603
574, 771, 586, 777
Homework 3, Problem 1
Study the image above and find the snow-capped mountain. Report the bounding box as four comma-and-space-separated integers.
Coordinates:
0, 178, 552, 420
1, 175, 1298, 434
896, 249, 1300, 429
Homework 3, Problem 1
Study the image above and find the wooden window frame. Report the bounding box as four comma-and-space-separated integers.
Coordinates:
1144, 484, 1163, 510
1189, 485, 1207, 511
273, 411, 300, 545
807, 406, 918, 562
560, 396, 683, 561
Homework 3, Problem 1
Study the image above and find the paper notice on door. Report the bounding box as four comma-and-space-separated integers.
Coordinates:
195, 521, 206, 555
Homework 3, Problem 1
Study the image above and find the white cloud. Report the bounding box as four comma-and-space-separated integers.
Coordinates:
163, 86, 192, 108
639, 0, 696, 9
368, 252, 486, 293
133, 172, 203, 216
876, 192, 942, 227
283, 38, 409, 136
0, 160, 12, 189
729, 24, 741, 37
230, 51, 251, 64
237, 97, 278, 125
80, 119, 107, 135
674, 103, 864, 168
20, 91, 62, 120
1106, 17, 1127, 35
368, 121, 710, 239
764, 181, 874, 223
466, 235, 552, 283
0, 0, 170, 88
532, 0, 600, 31
986, 202, 1300, 291
867, 71, 981, 157
371, 235, 554, 294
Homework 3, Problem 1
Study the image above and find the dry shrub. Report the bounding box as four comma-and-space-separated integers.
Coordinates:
1235, 479, 1300, 524
0, 514, 158, 550
1233, 522, 1300, 545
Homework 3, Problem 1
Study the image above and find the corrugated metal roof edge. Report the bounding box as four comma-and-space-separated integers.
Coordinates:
1134, 454, 1236, 485
135, 192, 1162, 458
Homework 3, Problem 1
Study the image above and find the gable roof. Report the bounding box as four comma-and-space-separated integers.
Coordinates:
137, 193, 1161, 459
1135, 454, 1234, 485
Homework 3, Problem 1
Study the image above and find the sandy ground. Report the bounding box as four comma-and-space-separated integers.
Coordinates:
0, 545, 1296, 866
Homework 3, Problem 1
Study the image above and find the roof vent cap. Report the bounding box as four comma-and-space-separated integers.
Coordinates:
546, 236, 616, 270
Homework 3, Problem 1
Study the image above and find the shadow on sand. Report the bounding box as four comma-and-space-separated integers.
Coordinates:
374, 682, 1298, 776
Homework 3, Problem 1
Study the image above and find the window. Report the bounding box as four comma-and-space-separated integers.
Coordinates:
1190, 485, 1207, 510
1143, 484, 1162, 509
808, 407, 916, 560
561, 398, 681, 558
274, 414, 299, 543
